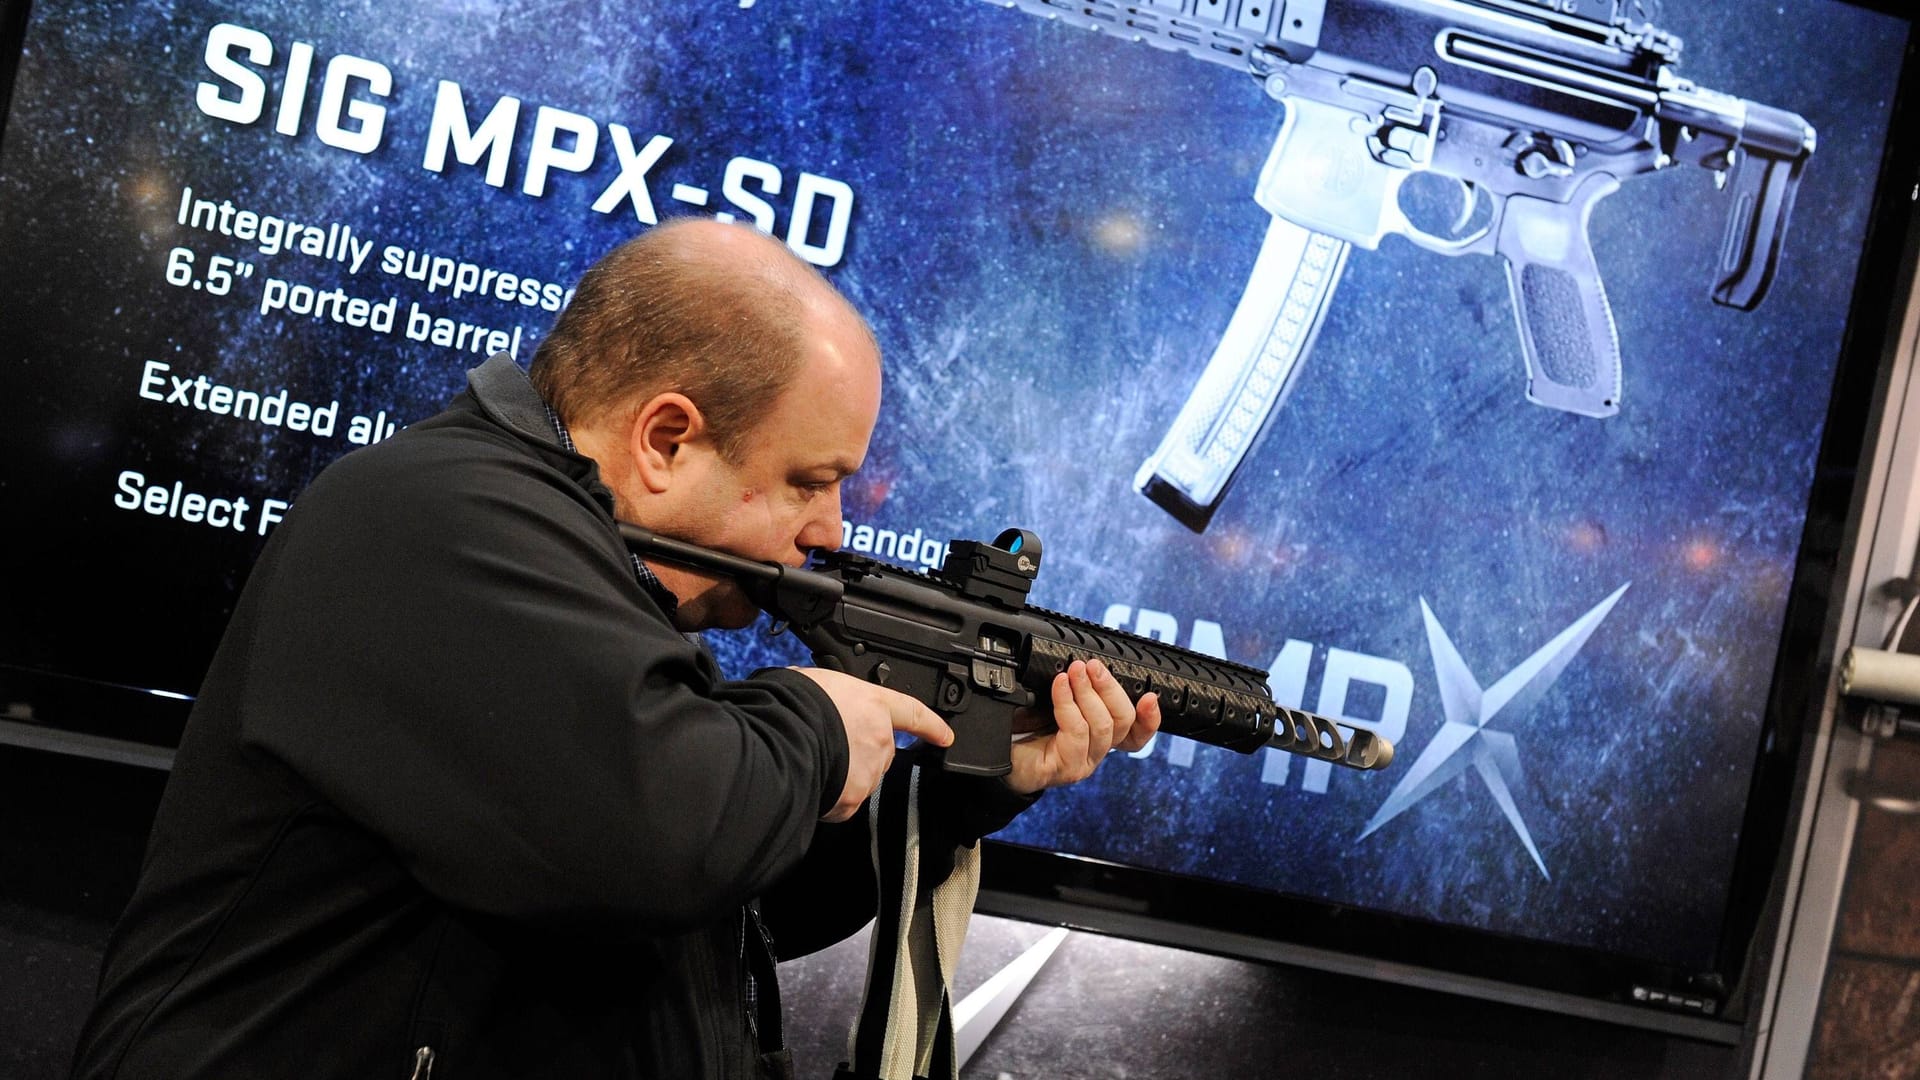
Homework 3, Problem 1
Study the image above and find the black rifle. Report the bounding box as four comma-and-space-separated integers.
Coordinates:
619, 522, 1394, 777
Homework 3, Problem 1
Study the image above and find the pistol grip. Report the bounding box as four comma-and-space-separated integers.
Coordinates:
1712, 146, 1807, 311
1497, 177, 1622, 419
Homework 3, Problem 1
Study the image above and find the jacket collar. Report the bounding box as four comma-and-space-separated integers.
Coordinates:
465, 353, 618, 515
465, 353, 682, 619
467, 352, 562, 448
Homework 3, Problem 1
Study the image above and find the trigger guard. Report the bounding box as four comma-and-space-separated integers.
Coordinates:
1389, 178, 1494, 255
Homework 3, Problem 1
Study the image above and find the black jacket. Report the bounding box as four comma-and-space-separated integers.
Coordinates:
71, 358, 1006, 1079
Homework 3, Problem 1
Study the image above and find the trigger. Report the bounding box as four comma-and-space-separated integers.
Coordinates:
1451, 181, 1481, 237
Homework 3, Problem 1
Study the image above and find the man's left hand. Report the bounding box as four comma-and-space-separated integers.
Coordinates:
1005, 658, 1161, 795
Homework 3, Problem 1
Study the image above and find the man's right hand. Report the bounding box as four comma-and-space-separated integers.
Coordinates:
792, 667, 953, 823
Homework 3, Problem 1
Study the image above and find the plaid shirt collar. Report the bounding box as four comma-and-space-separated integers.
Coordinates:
545, 402, 680, 620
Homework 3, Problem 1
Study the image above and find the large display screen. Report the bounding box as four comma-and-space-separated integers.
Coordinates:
2, 0, 1911, 1013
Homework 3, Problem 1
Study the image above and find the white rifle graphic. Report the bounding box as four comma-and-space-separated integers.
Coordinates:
982, 0, 1815, 530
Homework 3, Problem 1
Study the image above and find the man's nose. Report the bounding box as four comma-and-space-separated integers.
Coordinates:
797, 490, 843, 553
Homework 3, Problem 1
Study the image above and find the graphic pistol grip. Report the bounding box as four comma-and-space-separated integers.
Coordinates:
1495, 174, 1623, 419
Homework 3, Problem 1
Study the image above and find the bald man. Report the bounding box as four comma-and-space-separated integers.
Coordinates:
72, 220, 1158, 1080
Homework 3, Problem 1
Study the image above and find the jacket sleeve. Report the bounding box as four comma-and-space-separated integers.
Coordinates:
232, 430, 849, 939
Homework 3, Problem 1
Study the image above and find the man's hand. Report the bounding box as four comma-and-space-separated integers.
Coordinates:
793, 667, 954, 823
1006, 658, 1160, 795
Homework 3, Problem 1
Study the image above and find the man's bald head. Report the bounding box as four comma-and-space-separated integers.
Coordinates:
530, 218, 875, 462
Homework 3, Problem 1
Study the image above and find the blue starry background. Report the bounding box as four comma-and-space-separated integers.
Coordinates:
0, 0, 1907, 972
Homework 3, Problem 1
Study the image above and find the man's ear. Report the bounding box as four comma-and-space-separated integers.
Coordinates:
628, 392, 705, 494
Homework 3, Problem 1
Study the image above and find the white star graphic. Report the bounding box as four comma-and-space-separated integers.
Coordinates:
1359, 584, 1630, 879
